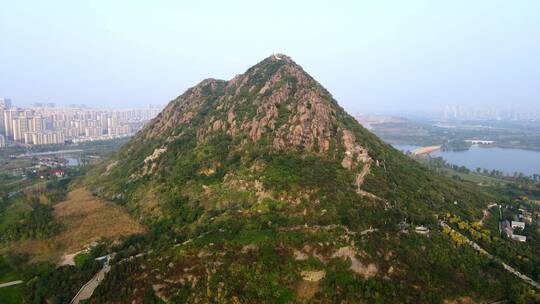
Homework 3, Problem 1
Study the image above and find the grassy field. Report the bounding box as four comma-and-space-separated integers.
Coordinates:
0, 199, 32, 233
3, 188, 145, 263
74, 252, 91, 267
437, 168, 511, 186
0, 158, 35, 171
0, 257, 19, 282
0, 256, 23, 304
0, 284, 23, 304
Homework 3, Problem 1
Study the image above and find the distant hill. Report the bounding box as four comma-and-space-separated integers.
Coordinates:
84, 55, 536, 303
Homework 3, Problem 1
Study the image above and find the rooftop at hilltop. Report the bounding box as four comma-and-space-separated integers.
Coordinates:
268, 53, 293, 61
189, 53, 301, 92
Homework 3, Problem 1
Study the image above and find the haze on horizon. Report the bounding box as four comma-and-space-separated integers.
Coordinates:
1, 0, 539, 114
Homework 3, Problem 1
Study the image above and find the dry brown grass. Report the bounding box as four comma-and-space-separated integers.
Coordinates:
7, 188, 145, 263
296, 280, 319, 300
443, 296, 477, 304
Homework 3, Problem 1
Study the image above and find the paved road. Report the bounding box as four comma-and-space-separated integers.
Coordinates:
4, 177, 27, 187
6, 178, 68, 199
70, 256, 111, 304
501, 262, 540, 290
0, 280, 24, 288
7, 188, 24, 198
440, 221, 540, 290
7, 183, 38, 198
360, 228, 379, 235
13, 149, 84, 158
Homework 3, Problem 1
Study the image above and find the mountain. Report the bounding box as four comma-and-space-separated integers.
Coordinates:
85, 55, 534, 303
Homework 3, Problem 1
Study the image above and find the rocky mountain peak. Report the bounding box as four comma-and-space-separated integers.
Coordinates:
141, 54, 348, 152
97, 55, 377, 206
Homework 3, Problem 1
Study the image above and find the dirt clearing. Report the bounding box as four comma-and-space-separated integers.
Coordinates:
5, 188, 144, 262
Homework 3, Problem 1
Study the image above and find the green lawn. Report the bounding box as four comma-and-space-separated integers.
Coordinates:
0, 198, 32, 232
0, 257, 19, 282
0, 256, 23, 304
0, 284, 23, 304
437, 168, 510, 186
74, 252, 91, 267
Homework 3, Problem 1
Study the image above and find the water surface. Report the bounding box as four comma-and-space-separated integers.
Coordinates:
392, 144, 540, 176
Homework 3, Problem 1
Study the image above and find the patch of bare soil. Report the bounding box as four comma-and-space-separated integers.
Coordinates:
443, 296, 478, 304
297, 269, 325, 300
332, 246, 378, 279
9, 188, 144, 262
297, 280, 319, 300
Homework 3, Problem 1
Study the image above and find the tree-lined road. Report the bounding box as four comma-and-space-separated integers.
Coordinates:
70, 256, 112, 304
440, 221, 540, 290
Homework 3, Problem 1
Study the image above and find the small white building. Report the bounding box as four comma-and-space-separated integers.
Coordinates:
511, 234, 527, 242
465, 139, 495, 145
511, 221, 525, 229
415, 226, 429, 235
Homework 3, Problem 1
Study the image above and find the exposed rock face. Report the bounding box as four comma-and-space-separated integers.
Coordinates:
300, 269, 326, 282
331, 246, 378, 279
341, 129, 370, 169
210, 56, 336, 155
131, 54, 373, 192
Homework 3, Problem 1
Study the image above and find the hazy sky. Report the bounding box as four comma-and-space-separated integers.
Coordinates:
1, 0, 539, 114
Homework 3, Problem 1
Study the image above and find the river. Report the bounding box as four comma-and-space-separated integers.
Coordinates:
393, 144, 540, 176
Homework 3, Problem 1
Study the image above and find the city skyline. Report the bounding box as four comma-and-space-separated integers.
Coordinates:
0, 98, 160, 148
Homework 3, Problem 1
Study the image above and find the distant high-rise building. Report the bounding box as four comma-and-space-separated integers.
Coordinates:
0, 110, 4, 136
107, 115, 119, 135
3, 108, 18, 139
85, 126, 101, 137
13, 117, 29, 142
29, 116, 45, 132
98, 113, 108, 132
0, 134, 5, 148
0, 97, 12, 109
0, 100, 13, 136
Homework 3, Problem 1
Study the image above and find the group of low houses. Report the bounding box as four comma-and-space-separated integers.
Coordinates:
501, 206, 535, 242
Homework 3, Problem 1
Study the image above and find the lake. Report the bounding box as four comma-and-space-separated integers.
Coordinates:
393, 144, 540, 176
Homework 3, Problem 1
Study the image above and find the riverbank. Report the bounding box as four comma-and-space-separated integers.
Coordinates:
411, 145, 441, 155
